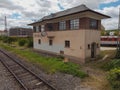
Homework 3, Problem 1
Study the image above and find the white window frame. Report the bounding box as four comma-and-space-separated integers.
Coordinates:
41, 25, 45, 31
59, 21, 66, 30
70, 19, 79, 30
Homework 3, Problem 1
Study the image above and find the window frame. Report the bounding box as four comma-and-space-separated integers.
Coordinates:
41, 25, 45, 31
59, 21, 66, 30
70, 19, 79, 30
49, 39, 53, 46
38, 39, 41, 44
89, 19, 98, 29
65, 40, 70, 48
33, 26, 36, 32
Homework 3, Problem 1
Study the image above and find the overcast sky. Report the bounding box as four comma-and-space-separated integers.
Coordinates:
0, 0, 120, 30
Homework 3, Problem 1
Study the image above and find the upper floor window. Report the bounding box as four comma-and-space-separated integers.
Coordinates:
41, 25, 45, 31
36, 26, 39, 32
39, 25, 41, 32
59, 21, 66, 30
70, 19, 79, 30
47, 23, 53, 31
90, 19, 98, 29
33, 26, 36, 32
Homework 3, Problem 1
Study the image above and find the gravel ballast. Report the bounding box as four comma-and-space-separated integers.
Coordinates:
0, 62, 23, 90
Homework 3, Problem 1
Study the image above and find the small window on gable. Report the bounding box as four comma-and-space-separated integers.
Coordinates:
49, 39, 53, 46
65, 40, 70, 48
38, 39, 41, 44
88, 44, 90, 49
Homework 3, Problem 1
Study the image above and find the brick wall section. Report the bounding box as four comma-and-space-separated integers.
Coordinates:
54, 22, 59, 31
45, 24, 48, 31
79, 17, 90, 29
39, 17, 101, 31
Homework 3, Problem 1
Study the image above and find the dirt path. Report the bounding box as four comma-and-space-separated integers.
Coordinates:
80, 66, 111, 90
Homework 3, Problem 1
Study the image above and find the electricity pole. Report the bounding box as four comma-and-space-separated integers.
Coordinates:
115, 8, 120, 58
5, 16, 7, 31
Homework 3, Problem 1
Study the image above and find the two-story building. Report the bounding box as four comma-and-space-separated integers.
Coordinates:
29, 4, 110, 63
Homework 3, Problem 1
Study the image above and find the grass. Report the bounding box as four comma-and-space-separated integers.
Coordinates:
0, 43, 87, 78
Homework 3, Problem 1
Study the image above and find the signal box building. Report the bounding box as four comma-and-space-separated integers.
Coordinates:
29, 4, 110, 63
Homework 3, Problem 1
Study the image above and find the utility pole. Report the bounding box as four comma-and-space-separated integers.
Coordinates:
115, 8, 120, 58
5, 16, 7, 31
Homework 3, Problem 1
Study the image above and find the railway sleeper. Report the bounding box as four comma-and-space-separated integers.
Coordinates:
19, 75, 36, 81
17, 72, 30, 77
28, 79, 40, 86
14, 69, 27, 75
9, 64, 21, 69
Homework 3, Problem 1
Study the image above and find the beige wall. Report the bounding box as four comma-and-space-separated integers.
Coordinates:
33, 29, 100, 63
85, 30, 100, 58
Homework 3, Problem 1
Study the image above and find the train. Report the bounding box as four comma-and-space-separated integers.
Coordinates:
101, 36, 120, 46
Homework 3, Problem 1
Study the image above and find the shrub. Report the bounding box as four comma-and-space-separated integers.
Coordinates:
108, 68, 120, 90
1, 36, 15, 44
27, 38, 33, 47
58, 62, 87, 78
18, 39, 27, 46
102, 59, 120, 71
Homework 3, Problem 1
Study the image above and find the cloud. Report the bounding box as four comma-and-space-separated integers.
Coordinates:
57, 0, 119, 9
0, 0, 24, 10
0, 0, 119, 30
102, 0, 119, 4
96, 5, 120, 30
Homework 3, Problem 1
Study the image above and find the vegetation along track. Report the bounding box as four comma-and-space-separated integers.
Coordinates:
0, 49, 56, 90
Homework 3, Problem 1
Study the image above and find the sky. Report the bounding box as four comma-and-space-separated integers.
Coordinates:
0, 0, 120, 30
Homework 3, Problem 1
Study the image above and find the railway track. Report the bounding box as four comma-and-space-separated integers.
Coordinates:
0, 49, 56, 90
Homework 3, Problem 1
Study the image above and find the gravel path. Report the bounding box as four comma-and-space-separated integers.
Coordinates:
0, 62, 23, 90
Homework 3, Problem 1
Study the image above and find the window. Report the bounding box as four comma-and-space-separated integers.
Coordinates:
65, 40, 70, 48
33, 26, 36, 32
39, 25, 41, 32
90, 19, 98, 29
38, 39, 41, 44
88, 44, 90, 49
36, 26, 39, 32
49, 39, 53, 46
47, 23, 53, 31
41, 25, 45, 31
70, 19, 79, 30
59, 21, 66, 30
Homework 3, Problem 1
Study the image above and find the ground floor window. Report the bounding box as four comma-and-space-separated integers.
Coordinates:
49, 39, 53, 46
38, 39, 41, 44
65, 40, 70, 48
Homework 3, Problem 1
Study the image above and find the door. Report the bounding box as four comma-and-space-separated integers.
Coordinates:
91, 42, 96, 58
